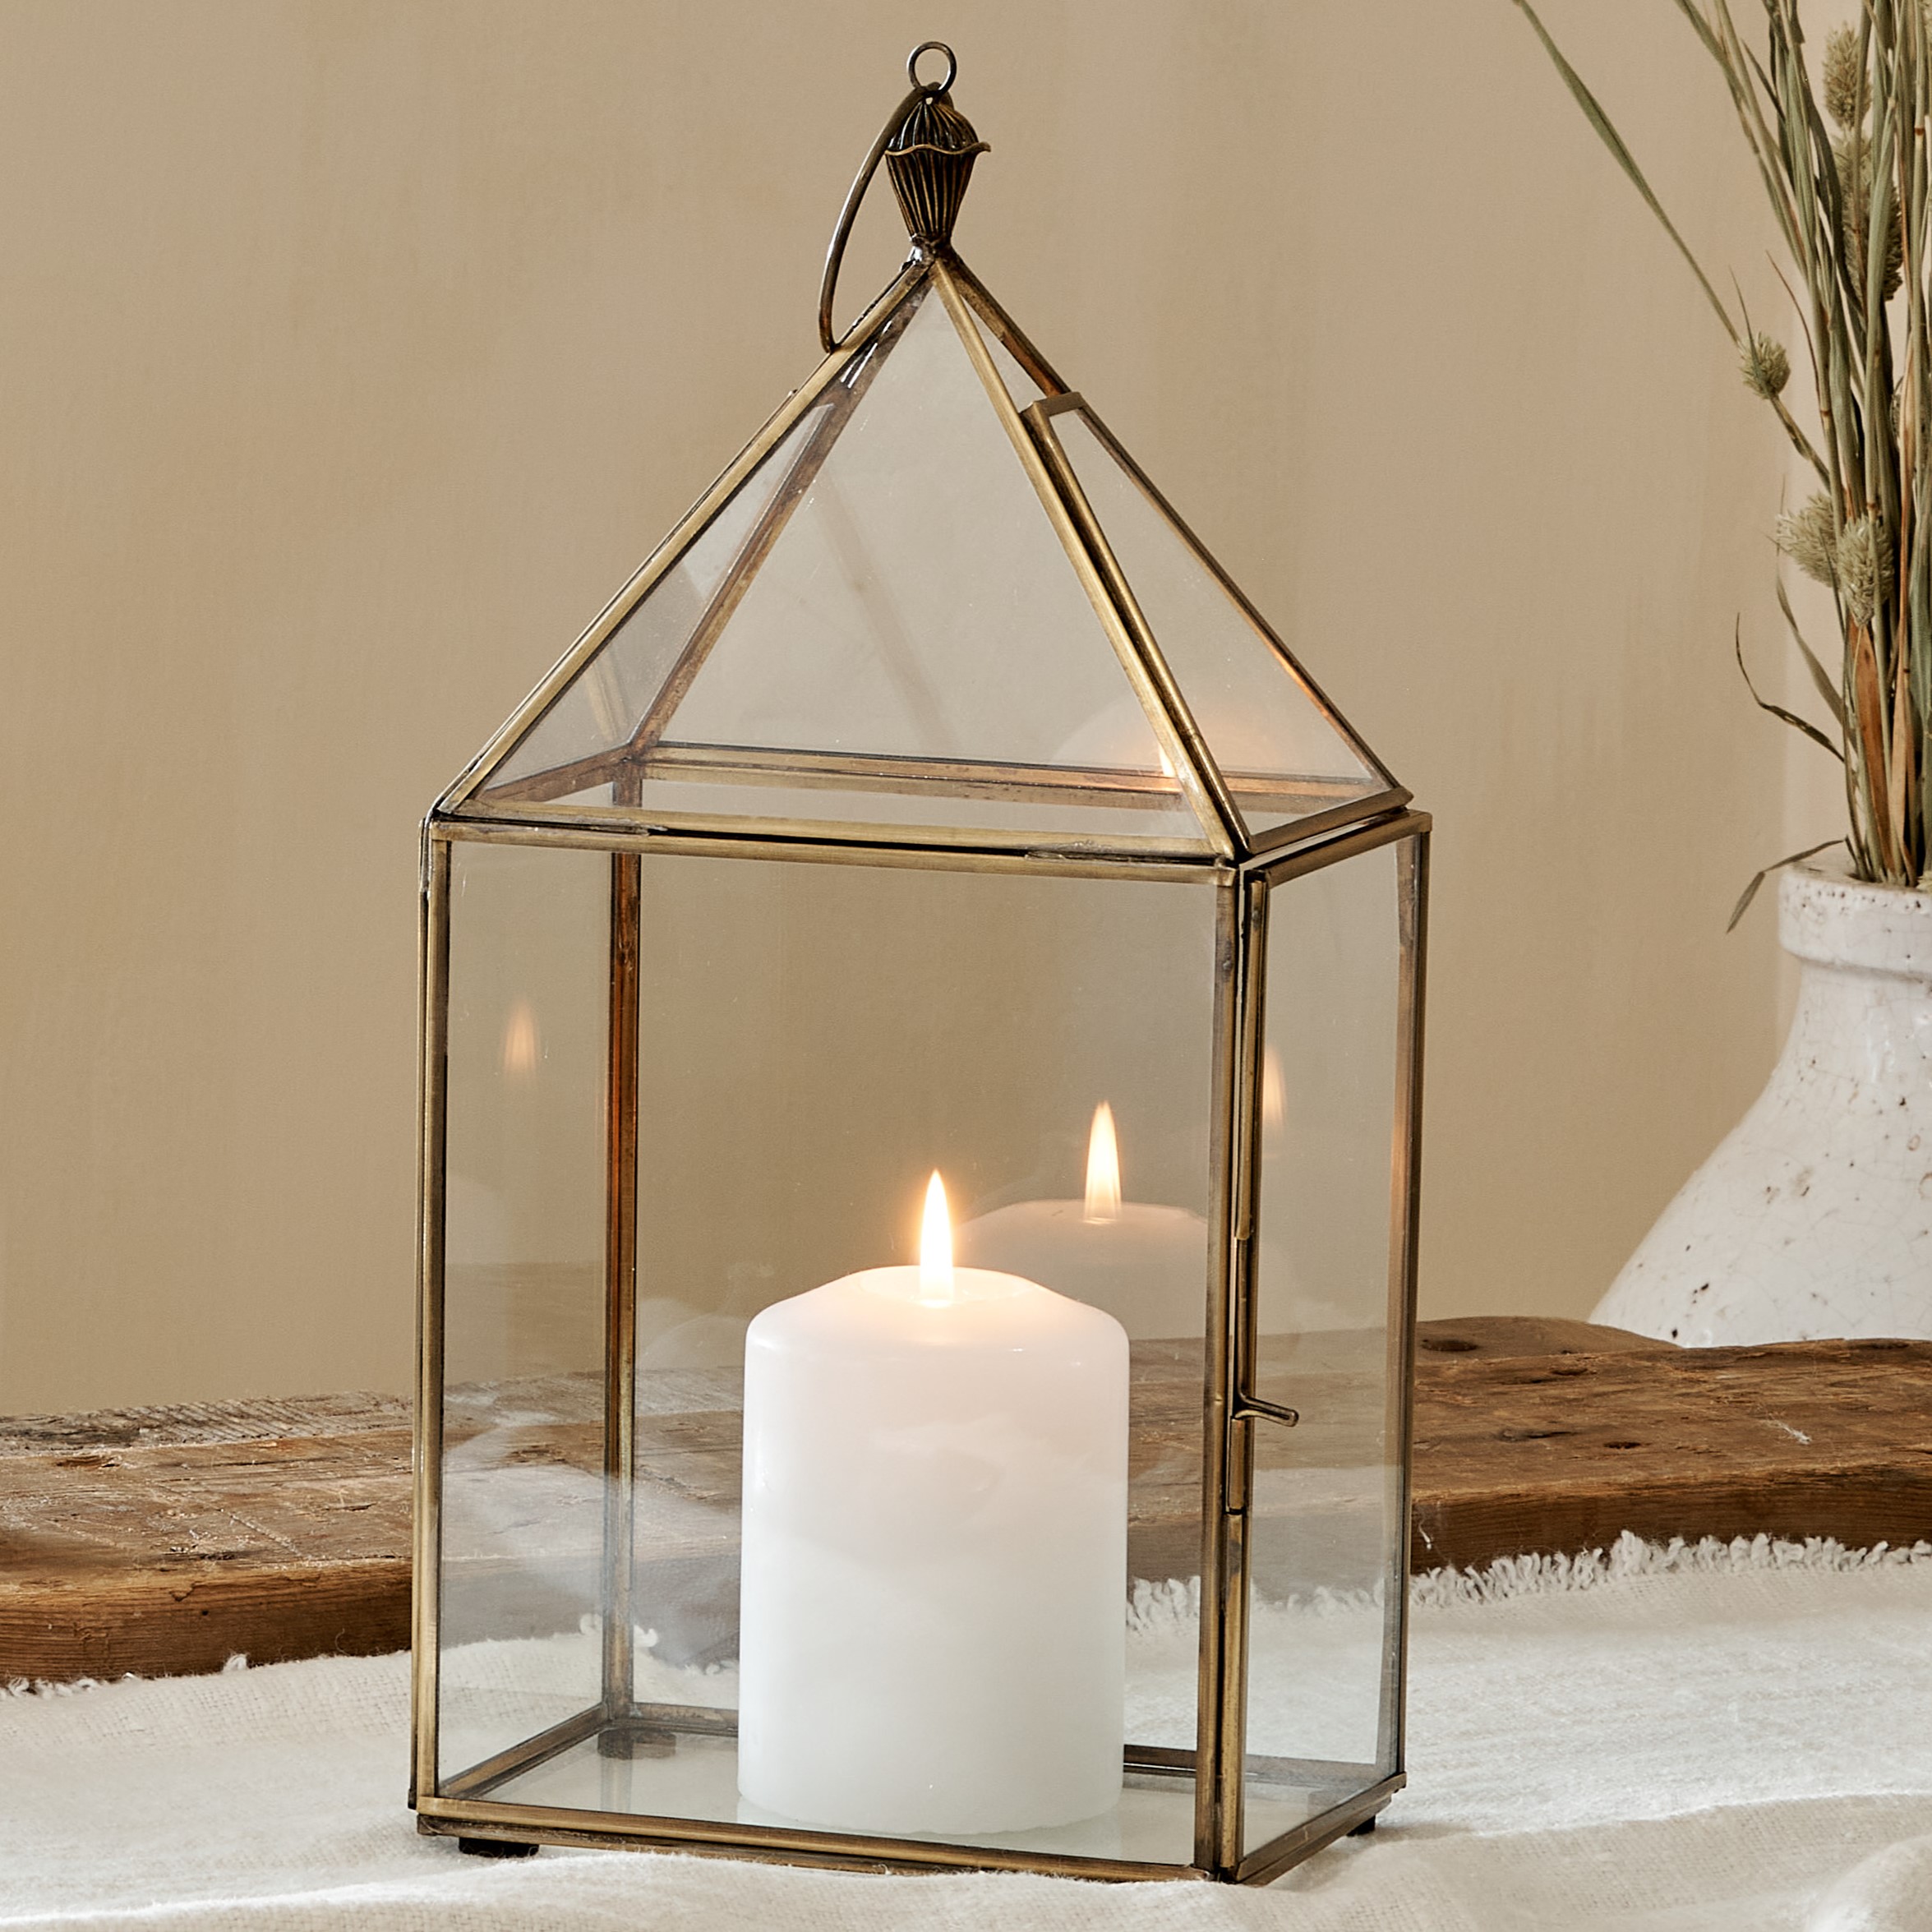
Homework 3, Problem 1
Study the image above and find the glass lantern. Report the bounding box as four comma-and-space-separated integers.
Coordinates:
411, 43, 1427, 1886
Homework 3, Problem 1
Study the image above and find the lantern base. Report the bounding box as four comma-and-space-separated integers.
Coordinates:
417, 1759, 1404, 1883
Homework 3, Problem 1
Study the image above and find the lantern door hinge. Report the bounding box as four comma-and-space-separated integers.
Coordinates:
1224, 1413, 1252, 1516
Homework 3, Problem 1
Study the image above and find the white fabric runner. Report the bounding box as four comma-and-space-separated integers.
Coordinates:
3, 1535, 1929, 1931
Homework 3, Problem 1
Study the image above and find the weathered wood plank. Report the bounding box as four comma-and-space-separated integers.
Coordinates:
2, 1321, 1925, 1682
0, 1409, 417, 1680
1409, 1335, 1932, 1571
1409, 1315, 1671, 1361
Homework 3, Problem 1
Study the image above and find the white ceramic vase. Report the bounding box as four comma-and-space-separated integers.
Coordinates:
1593, 855, 1932, 1344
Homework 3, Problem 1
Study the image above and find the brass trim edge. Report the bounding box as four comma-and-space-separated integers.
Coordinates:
1231, 1775, 1405, 1887
415, 1795, 1205, 1884
1015, 388, 1249, 860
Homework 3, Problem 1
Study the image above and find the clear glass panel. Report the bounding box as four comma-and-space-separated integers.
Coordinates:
438, 839, 1219, 1868
438, 841, 610, 1786
1242, 840, 1407, 1856
477, 280, 1204, 850
1049, 411, 1383, 841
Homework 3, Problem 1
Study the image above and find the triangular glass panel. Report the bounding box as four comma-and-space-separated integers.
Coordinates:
482, 401, 834, 800
1043, 406, 1390, 841
474, 279, 1206, 853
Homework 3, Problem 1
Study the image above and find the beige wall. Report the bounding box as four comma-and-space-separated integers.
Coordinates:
0, 0, 1796, 1413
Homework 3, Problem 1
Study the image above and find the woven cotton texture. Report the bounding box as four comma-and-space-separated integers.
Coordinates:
2, 1534, 1929, 1931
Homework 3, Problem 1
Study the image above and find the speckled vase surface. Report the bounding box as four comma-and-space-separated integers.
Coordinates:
1593, 855, 1932, 1344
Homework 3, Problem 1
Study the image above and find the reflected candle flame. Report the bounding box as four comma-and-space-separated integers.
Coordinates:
1083, 1103, 1122, 1225
918, 1171, 955, 1306
1261, 1047, 1284, 1138
503, 998, 540, 1077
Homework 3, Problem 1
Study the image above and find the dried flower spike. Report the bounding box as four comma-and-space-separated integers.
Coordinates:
1741, 334, 1791, 399
1514, 0, 1928, 885
1836, 514, 1889, 625
1823, 25, 1863, 128
1776, 493, 1839, 592
1833, 136, 1903, 302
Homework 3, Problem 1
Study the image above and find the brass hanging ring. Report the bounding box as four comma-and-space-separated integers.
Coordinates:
906, 40, 957, 92
818, 43, 959, 354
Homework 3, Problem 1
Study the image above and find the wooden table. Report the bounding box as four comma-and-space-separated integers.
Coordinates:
2, 1317, 1926, 1682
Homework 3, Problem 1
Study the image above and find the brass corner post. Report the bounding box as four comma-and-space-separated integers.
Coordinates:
602, 806, 643, 1725
410, 826, 453, 1805
1192, 870, 1249, 1873
1380, 828, 1431, 1776
818, 41, 989, 353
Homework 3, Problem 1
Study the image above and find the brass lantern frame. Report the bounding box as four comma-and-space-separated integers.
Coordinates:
412, 50, 1427, 1888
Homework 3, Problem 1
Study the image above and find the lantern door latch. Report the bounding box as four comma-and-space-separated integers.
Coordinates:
1232, 1394, 1299, 1429
1225, 1396, 1298, 1515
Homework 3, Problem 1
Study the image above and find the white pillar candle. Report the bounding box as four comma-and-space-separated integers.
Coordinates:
957, 1104, 1208, 1339
737, 1174, 1128, 1837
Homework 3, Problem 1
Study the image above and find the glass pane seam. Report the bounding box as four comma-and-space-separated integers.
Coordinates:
1017, 396, 1249, 860
926, 265, 1239, 859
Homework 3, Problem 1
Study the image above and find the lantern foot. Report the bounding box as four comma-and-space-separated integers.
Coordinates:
1347, 1815, 1378, 1837
456, 1837, 541, 1859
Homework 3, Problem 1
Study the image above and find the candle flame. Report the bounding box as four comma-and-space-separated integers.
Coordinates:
1083, 1102, 1123, 1224
918, 1171, 955, 1305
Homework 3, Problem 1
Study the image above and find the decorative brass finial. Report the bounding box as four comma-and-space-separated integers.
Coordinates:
884, 44, 989, 250
818, 42, 992, 353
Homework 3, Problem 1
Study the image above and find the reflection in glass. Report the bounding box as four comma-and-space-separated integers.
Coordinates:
958, 1100, 1209, 1341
